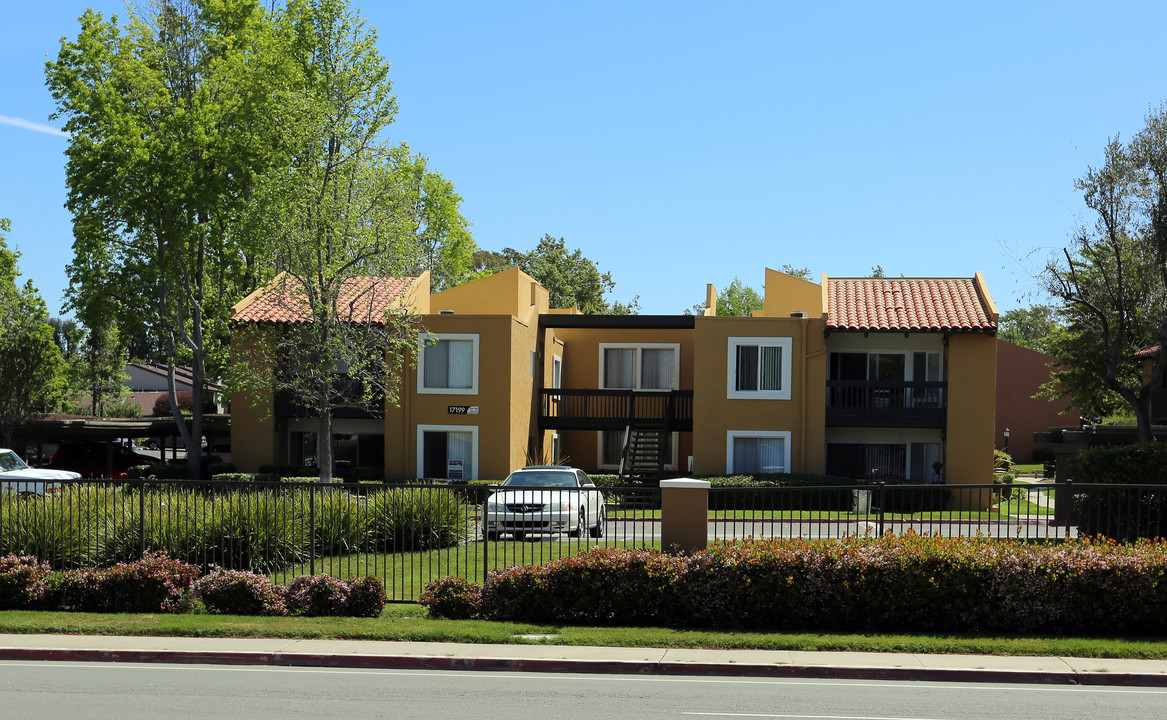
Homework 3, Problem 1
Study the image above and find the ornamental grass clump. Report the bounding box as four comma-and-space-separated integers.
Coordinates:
313, 491, 369, 555
201, 492, 308, 573
0, 488, 111, 568
367, 488, 468, 551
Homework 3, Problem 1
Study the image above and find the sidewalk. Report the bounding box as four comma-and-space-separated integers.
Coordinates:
2, 633, 1167, 686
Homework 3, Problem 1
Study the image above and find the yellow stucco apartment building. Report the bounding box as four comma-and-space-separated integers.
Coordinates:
229, 266, 999, 489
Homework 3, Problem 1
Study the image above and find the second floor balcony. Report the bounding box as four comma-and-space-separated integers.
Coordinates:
539, 389, 693, 431
826, 379, 947, 428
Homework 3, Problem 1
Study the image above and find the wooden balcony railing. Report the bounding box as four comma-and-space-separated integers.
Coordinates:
826, 380, 947, 428
539, 389, 693, 431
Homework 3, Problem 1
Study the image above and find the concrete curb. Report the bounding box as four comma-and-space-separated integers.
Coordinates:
3, 646, 1167, 687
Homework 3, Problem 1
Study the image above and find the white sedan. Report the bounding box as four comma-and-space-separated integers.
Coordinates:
482, 466, 606, 541
0, 448, 81, 495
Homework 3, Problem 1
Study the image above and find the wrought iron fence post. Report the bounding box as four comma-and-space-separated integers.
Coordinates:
309, 484, 316, 576
138, 478, 146, 559
482, 484, 490, 586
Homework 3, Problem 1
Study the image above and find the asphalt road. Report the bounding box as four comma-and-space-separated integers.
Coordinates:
4, 662, 1166, 720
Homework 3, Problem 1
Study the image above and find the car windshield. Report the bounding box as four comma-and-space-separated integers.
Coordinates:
0, 451, 29, 472
502, 471, 577, 488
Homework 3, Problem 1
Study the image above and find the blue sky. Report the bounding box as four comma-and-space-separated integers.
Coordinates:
3, 1, 1166, 318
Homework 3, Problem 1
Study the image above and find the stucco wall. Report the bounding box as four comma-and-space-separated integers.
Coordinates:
384, 314, 531, 481
762, 268, 825, 318
946, 333, 998, 504
691, 315, 827, 475
552, 327, 695, 471
995, 340, 1077, 462
228, 327, 278, 471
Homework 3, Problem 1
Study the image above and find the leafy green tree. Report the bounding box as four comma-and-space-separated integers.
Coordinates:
405, 160, 476, 291
1038, 323, 1126, 420
79, 321, 131, 417
236, 0, 470, 481
715, 277, 764, 317
48, 318, 82, 360
998, 305, 1061, 353
475, 235, 636, 314
0, 219, 69, 446
47, 0, 283, 477
778, 264, 810, 280
1041, 104, 1167, 441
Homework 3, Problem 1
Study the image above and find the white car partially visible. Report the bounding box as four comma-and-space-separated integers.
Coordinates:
0, 448, 80, 496
482, 466, 606, 541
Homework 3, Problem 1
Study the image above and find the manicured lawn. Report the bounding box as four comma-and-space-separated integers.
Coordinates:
2, 608, 1166, 659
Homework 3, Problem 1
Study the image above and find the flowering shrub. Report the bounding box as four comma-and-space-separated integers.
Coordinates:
283, 574, 351, 616
100, 552, 201, 613
419, 576, 483, 620
49, 553, 197, 613
459, 536, 1167, 635
0, 554, 53, 610
192, 568, 287, 616
344, 577, 387, 618
58, 567, 108, 612
481, 547, 691, 624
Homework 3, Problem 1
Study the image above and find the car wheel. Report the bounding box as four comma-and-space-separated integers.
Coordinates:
483, 528, 498, 542
567, 507, 585, 538
589, 505, 606, 538
512, 530, 526, 541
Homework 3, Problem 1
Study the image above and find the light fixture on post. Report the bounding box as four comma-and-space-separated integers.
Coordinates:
1003, 426, 1011, 454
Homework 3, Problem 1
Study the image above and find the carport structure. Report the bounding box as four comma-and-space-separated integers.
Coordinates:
20, 414, 231, 475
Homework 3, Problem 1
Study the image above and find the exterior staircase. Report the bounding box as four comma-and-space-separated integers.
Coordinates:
617, 424, 668, 482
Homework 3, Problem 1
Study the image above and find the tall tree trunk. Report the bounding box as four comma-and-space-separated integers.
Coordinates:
317, 406, 333, 483
1135, 391, 1156, 443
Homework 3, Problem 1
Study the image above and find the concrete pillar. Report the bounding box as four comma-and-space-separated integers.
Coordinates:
660, 479, 710, 553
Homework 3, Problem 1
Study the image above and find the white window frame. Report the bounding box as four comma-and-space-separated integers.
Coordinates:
596, 429, 680, 471
727, 337, 793, 400
597, 343, 681, 390
417, 333, 479, 395
416, 424, 479, 480
726, 430, 792, 474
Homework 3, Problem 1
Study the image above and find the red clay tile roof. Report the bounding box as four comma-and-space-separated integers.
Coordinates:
232, 274, 416, 324
1135, 346, 1160, 359
827, 278, 997, 333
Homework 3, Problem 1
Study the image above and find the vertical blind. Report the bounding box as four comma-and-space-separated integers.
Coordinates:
732, 436, 785, 473
735, 345, 783, 391
424, 339, 473, 389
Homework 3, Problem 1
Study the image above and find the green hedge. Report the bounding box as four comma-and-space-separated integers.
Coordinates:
423, 537, 1167, 636
1072, 443, 1167, 539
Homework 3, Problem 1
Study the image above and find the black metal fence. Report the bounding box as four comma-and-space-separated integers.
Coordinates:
1, 479, 1163, 602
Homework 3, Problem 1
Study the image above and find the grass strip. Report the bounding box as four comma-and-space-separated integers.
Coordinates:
1, 609, 1166, 659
